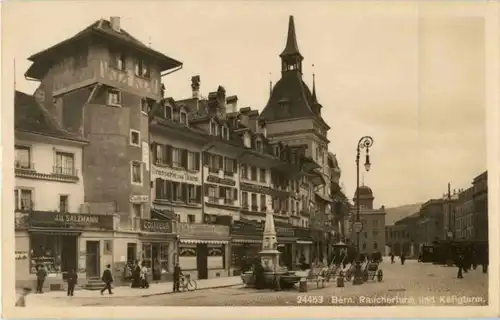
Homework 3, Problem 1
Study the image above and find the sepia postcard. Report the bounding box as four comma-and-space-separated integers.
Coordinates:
1, 1, 499, 318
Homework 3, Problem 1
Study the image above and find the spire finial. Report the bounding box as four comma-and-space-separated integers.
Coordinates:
280, 15, 303, 58
148, 36, 152, 47
269, 72, 272, 97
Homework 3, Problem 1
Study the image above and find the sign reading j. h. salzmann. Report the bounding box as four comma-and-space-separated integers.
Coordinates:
152, 166, 201, 185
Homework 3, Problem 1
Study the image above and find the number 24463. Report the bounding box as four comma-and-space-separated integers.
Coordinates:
297, 295, 324, 304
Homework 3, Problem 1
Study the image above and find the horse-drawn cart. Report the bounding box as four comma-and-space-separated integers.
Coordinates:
363, 261, 383, 282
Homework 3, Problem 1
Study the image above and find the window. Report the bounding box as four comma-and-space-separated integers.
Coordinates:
55, 152, 75, 176
110, 50, 126, 71
241, 192, 249, 208
187, 185, 199, 203
172, 182, 183, 202
15, 188, 32, 211
362, 243, 367, 250
187, 152, 199, 171
221, 126, 229, 140
130, 130, 140, 147
180, 112, 188, 125
224, 158, 235, 175
208, 185, 217, 203
250, 167, 257, 181
243, 133, 251, 148
240, 164, 247, 180
259, 168, 266, 183
107, 89, 121, 106
172, 148, 181, 167
210, 121, 218, 136
155, 144, 168, 165
132, 203, 142, 218
255, 140, 262, 152
131, 161, 143, 185
135, 59, 150, 78
187, 214, 195, 224
373, 230, 379, 237
260, 194, 266, 211
164, 105, 173, 119
373, 242, 378, 250
251, 193, 258, 211
141, 98, 151, 114
15, 145, 31, 169
59, 195, 69, 212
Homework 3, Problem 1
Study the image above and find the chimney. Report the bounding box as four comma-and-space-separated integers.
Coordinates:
110, 17, 121, 32
226, 95, 238, 113
191, 75, 200, 98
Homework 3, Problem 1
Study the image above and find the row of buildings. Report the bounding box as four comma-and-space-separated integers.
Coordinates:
14, 16, 355, 289
385, 171, 488, 257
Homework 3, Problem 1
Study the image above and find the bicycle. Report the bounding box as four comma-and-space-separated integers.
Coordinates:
179, 274, 197, 291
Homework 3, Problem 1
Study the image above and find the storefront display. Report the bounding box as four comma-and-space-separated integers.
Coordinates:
29, 233, 77, 274
179, 244, 197, 270
207, 244, 225, 269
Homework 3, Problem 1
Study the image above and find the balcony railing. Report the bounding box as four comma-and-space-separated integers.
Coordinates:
251, 205, 259, 212
224, 198, 235, 205
208, 197, 218, 204
53, 166, 78, 177
242, 204, 249, 210
15, 160, 35, 170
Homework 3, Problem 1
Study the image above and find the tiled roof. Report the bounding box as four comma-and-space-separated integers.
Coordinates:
26, 18, 182, 79
15, 91, 86, 142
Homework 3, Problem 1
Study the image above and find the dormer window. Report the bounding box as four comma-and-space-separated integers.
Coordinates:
180, 111, 188, 125
221, 126, 229, 140
164, 104, 173, 120
135, 59, 150, 78
210, 120, 218, 136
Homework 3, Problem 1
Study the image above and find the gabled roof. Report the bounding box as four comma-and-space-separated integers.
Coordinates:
25, 18, 182, 79
15, 91, 87, 143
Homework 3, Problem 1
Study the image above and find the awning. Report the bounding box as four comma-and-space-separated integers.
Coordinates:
180, 239, 228, 244
315, 192, 333, 203
232, 239, 262, 244
296, 240, 313, 245
28, 228, 82, 236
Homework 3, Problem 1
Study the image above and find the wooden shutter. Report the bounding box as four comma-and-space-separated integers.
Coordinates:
232, 159, 238, 173
203, 152, 209, 167
166, 145, 172, 165
204, 184, 209, 196
218, 155, 223, 171
182, 150, 188, 169
233, 188, 238, 200
196, 186, 202, 202
155, 178, 162, 199
195, 153, 200, 170
151, 143, 157, 164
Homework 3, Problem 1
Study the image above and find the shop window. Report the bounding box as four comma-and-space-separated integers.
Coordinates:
208, 244, 225, 269
29, 233, 77, 274
59, 195, 69, 213
179, 244, 197, 270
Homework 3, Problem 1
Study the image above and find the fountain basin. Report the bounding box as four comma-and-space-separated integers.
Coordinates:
241, 271, 301, 289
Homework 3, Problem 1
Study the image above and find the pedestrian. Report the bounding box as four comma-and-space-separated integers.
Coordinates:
131, 260, 141, 288
35, 264, 47, 293
253, 259, 265, 290
100, 264, 114, 295
173, 262, 182, 293
140, 261, 149, 289
15, 287, 32, 307
390, 252, 395, 264
456, 253, 464, 279
400, 252, 406, 265
67, 268, 78, 296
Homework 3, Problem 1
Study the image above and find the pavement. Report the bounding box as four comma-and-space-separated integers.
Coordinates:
21, 257, 489, 307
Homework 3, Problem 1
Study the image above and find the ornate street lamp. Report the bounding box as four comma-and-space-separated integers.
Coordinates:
355, 136, 373, 257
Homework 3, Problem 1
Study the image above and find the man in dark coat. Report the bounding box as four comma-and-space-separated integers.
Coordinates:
36, 265, 47, 293
131, 260, 142, 288
100, 264, 114, 295
67, 268, 78, 296
173, 263, 182, 293
253, 259, 266, 290
456, 253, 464, 279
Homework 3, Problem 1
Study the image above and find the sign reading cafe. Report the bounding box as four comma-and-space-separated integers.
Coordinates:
152, 166, 200, 185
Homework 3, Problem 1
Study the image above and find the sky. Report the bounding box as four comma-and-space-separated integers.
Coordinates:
2, 1, 487, 208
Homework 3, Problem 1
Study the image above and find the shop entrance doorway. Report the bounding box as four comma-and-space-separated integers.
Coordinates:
196, 244, 208, 280
86, 241, 100, 278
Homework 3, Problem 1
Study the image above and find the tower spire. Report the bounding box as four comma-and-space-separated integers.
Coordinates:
280, 16, 302, 58
269, 72, 272, 97
312, 64, 318, 103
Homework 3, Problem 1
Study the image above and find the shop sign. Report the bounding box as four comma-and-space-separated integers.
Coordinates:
29, 211, 114, 230
152, 166, 200, 184
231, 221, 264, 235
294, 227, 312, 240
130, 195, 149, 203
276, 227, 295, 238
178, 223, 229, 238
240, 182, 289, 198
141, 219, 173, 233
207, 175, 236, 186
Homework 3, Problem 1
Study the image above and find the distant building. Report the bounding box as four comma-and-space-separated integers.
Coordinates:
472, 171, 488, 242
347, 186, 386, 255
415, 199, 445, 249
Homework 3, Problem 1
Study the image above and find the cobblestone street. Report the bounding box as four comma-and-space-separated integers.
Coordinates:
29, 259, 488, 307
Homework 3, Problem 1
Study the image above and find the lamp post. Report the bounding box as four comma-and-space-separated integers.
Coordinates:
355, 136, 373, 258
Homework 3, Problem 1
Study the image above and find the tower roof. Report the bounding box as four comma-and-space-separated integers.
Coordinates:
280, 16, 303, 59
355, 185, 374, 197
